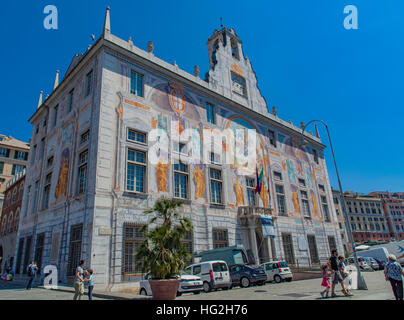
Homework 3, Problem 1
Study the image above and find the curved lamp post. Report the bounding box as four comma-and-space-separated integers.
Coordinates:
300, 120, 367, 290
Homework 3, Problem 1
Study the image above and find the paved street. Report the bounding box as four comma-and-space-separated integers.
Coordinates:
177, 270, 396, 300
0, 270, 396, 300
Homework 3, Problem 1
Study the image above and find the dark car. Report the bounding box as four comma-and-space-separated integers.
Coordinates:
372, 258, 385, 270
229, 264, 267, 288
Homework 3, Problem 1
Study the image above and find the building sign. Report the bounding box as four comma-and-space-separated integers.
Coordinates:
260, 215, 275, 238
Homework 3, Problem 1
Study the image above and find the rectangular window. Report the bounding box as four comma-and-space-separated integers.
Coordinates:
273, 171, 282, 181
11, 164, 26, 176
14, 151, 28, 161
205, 103, 215, 124
86, 70, 93, 97
67, 224, 82, 276
307, 235, 320, 264
77, 150, 88, 194
246, 177, 256, 206
318, 184, 325, 192
34, 233, 45, 274
39, 138, 45, 160
127, 129, 146, 144
53, 105, 58, 128
301, 190, 311, 218
123, 223, 146, 276
23, 236, 32, 275
47, 156, 54, 168
42, 173, 52, 210
68, 89, 74, 113
313, 149, 319, 164
282, 233, 295, 265
0, 148, 10, 158
268, 130, 277, 147
298, 178, 306, 187
213, 229, 228, 248
0, 162, 3, 174
321, 196, 330, 222
209, 168, 223, 204
24, 186, 31, 217
328, 236, 337, 253
276, 185, 286, 215
173, 162, 188, 199
80, 130, 90, 144
31, 181, 39, 215
130, 70, 144, 97
231, 72, 247, 96
30, 145, 37, 165
126, 149, 146, 193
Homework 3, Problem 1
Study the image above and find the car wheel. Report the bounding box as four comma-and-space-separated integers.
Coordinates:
228, 285, 233, 290
176, 292, 182, 297
222, 287, 229, 290
193, 291, 201, 295
139, 288, 147, 296
240, 277, 250, 288
274, 275, 282, 283
203, 282, 211, 293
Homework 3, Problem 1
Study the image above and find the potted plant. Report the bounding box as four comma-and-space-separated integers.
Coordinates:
135, 197, 193, 300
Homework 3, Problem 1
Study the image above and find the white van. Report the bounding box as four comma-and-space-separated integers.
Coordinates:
185, 260, 232, 292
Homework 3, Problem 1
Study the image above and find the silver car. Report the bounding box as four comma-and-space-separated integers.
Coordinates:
359, 257, 379, 270
139, 273, 203, 296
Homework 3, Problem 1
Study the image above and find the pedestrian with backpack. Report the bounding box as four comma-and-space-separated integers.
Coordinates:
26, 261, 38, 290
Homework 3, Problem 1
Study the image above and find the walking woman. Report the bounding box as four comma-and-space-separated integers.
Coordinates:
384, 254, 404, 300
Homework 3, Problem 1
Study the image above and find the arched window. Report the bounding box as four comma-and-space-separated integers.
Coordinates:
19, 184, 24, 201
7, 212, 13, 234
1, 216, 7, 236
5, 194, 11, 208
12, 188, 17, 204
14, 209, 20, 232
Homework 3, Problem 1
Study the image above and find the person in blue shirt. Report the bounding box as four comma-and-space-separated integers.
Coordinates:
26, 261, 38, 290
86, 269, 94, 300
384, 254, 404, 300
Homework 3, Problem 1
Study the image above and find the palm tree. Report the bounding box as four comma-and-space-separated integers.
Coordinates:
135, 197, 193, 279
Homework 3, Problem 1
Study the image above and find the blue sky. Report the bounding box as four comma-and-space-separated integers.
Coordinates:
1, 0, 403, 193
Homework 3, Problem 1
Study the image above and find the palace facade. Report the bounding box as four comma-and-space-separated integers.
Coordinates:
15, 8, 343, 290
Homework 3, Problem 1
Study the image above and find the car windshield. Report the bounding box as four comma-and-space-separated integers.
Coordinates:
213, 263, 228, 272
279, 261, 288, 268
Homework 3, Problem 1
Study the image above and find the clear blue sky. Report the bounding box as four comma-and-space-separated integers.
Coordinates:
1, 0, 403, 194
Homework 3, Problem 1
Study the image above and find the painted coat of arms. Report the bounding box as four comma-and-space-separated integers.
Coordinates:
169, 82, 186, 116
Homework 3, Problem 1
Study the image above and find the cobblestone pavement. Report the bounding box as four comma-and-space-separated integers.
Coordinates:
0, 270, 396, 300
177, 270, 395, 300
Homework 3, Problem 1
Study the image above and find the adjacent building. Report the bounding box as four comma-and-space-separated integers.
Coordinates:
369, 191, 404, 241
0, 170, 25, 272
331, 190, 352, 255
0, 135, 30, 212
15, 8, 343, 290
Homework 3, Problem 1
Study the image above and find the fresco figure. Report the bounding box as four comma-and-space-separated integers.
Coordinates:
156, 157, 170, 193
193, 165, 205, 200
55, 149, 70, 201
234, 175, 244, 206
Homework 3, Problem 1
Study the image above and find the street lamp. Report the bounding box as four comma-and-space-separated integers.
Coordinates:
300, 119, 367, 290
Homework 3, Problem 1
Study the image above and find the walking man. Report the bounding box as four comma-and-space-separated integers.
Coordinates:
26, 261, 38, 290
384, 254, 404, 300
328, 249, 348, 297
73, 260, 86, 300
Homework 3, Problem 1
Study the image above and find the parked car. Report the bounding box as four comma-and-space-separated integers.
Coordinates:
139, 273, 203, 296
346, 257, 373, 271
229, 264, 267, 288
184, 260, 232, 292
372, 257, 385, 270
359, 257, 379, 270
260, 261, 293, 283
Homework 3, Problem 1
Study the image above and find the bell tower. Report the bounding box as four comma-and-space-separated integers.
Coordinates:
206, 28, 269, 116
